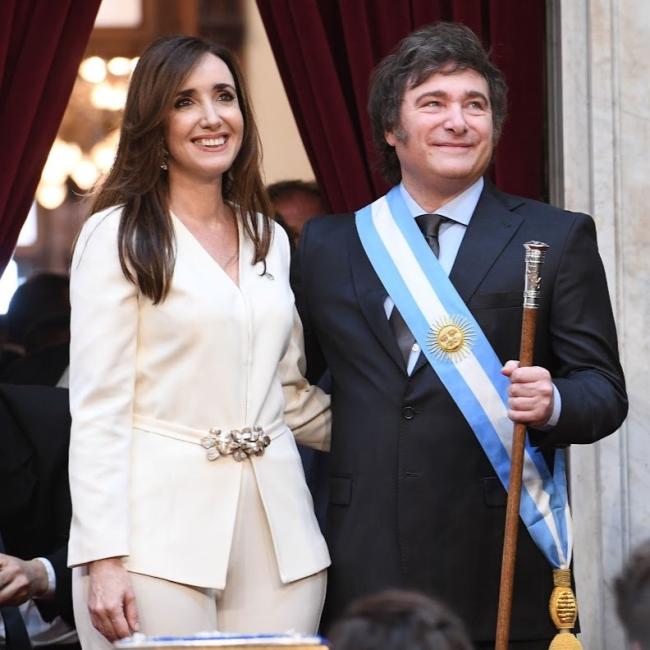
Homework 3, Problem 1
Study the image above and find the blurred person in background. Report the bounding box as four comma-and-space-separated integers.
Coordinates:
0, 273, 70, 385
267, 179, 325, 247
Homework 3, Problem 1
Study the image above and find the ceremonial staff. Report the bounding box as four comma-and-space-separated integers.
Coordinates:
495, 242, 582, 650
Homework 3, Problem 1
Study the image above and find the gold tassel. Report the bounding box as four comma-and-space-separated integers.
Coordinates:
548, 569, 583, 649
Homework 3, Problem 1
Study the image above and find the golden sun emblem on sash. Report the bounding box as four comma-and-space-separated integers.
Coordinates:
427, 316, 475, 362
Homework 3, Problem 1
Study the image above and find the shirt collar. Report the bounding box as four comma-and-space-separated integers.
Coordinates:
398, 176, 484, 226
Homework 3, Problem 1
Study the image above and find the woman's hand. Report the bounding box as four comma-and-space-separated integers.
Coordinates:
87, 557, 139, 642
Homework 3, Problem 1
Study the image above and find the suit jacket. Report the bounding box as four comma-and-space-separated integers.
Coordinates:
0, 384, 74, 626
68, 207, 330, 589
294, 184, 627, 642
0, 342, 69, 386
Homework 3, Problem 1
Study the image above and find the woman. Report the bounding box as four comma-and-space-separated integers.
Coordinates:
68, 36, 330, 647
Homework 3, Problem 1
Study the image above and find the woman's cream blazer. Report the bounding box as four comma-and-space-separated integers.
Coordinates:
67, 206, 331, 589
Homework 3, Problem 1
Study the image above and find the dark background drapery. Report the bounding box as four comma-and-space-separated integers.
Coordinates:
256, 0, 546, 214
0, 0, 101, 274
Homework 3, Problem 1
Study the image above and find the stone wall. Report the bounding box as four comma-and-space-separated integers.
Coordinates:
555, 1, 650, 647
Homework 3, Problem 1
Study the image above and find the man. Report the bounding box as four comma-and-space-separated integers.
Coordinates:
615, 540, 650, 649
0, 384, 77, 648
294, 23, 627, 648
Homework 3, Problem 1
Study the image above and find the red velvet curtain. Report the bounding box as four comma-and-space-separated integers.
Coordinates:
256, 0, 546, 213
0, 0, 101, 273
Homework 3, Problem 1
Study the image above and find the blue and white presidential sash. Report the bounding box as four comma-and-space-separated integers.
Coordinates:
355, 185, 572, 569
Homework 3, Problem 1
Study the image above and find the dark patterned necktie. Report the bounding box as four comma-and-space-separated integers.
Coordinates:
389, 214, 448, 364
415, 213, 447, 257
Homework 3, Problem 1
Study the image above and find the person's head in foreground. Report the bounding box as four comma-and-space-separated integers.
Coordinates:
616, 539, 650, 650
328, 589, 474, 650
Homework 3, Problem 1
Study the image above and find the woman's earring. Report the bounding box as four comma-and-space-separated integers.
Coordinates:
160, 147, 169, 171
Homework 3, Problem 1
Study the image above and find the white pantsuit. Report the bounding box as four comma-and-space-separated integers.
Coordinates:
68, 207, 331, 646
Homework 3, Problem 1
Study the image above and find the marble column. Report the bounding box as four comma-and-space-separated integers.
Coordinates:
550, 1, 650, 648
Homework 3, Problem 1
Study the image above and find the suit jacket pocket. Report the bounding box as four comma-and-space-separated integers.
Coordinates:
483, 476, 507, 508
470, 291, 522, 310
329, 475, 352, 506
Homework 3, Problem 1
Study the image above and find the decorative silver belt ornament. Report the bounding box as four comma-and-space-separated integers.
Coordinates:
200, 426, 271, 461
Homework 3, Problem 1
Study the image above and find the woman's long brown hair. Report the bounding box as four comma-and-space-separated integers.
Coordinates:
90, 36, 272, 303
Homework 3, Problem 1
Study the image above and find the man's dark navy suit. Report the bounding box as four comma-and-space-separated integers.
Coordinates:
294, 183, 627, 644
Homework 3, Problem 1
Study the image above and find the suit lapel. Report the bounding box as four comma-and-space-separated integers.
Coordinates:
349, 227, 407, 374
411, 184, 525, 376
449, 185, 524, 301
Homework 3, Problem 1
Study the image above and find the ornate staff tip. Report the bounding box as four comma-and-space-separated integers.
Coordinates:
523, 241, 550, 309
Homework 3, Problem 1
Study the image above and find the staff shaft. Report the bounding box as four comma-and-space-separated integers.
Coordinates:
495, 306, 539, 650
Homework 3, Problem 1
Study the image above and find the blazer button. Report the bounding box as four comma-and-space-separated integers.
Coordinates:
402, 406, 415, 420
